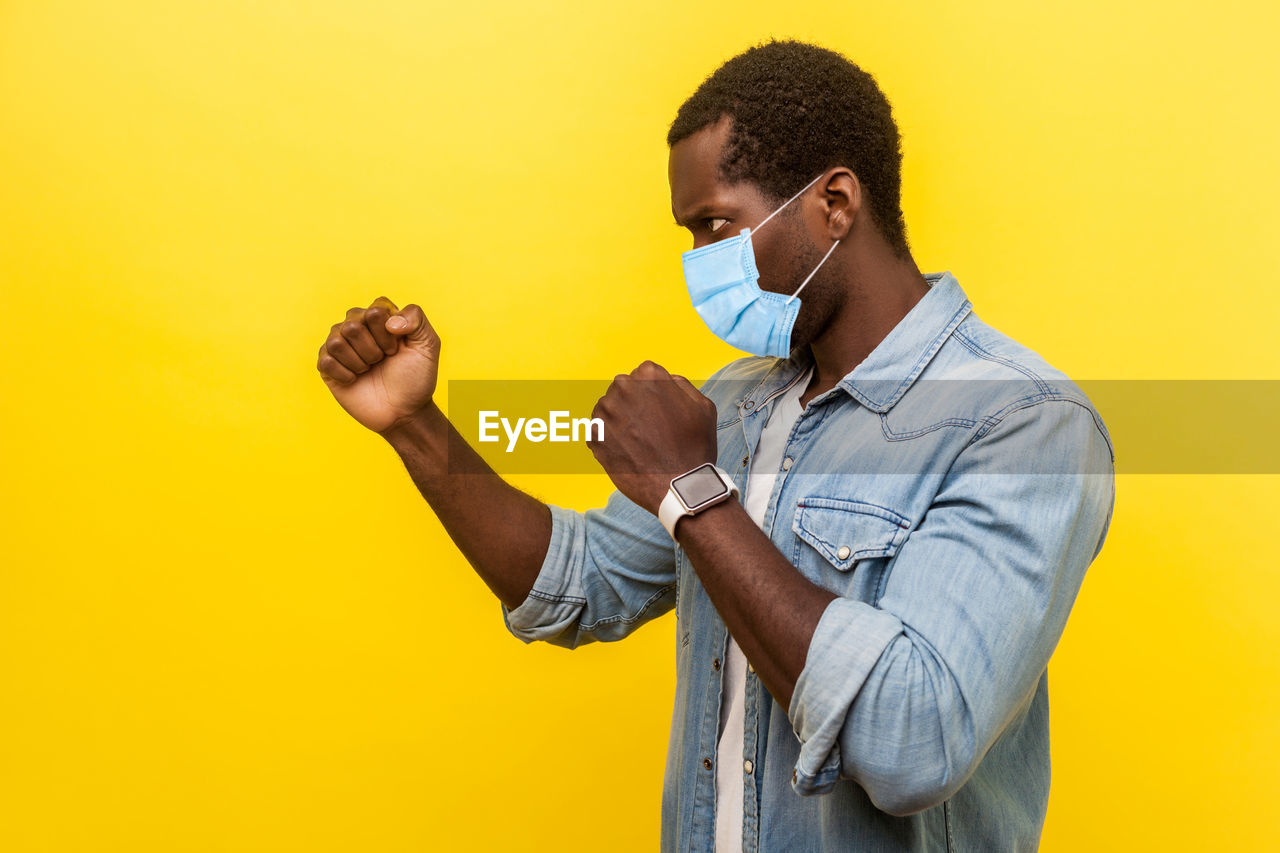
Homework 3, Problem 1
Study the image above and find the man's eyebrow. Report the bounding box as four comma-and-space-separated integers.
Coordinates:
672, 205, 715, 228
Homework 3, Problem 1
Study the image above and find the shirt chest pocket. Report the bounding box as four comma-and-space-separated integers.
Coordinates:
790, 498, 911, 602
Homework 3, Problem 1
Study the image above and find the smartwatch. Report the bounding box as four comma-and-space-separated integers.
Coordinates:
658, 463, 740, 540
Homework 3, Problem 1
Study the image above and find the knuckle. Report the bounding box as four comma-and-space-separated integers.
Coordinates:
339, 321, 364, 338
324, 338, 344, 354
317, 355, 344, 378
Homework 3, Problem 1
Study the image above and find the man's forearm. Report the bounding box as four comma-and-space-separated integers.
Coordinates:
675, 499, 837, 712
379, 402, 552, 611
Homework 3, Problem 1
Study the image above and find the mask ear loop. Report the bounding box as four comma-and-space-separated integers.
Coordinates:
749, 171, 827, 236
785, 238, 841, 304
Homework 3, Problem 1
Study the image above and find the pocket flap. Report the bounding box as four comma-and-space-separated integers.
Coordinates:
792, 498, 910, 571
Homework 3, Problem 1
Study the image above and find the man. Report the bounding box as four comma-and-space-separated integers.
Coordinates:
316, 39, 1114, 852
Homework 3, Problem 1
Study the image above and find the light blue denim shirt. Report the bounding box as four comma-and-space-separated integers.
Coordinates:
501, 271, 1115, 852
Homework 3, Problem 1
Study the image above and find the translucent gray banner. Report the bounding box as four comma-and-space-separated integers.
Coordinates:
443, 380, 1280, 475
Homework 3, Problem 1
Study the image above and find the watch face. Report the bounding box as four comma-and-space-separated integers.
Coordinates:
672, 464, 728, 510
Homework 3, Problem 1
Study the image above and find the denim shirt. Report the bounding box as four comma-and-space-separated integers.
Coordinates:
500, 271, 1116, 852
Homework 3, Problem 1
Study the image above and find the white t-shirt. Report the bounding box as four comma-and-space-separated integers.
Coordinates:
714, 365, 813, 853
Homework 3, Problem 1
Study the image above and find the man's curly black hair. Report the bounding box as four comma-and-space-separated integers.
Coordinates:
668, 39, 911, 261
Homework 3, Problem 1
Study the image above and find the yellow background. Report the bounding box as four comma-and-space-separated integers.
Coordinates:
2, 1, 1277, 850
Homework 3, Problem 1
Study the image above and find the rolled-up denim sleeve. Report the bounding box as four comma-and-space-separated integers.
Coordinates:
500, 487, 678, 650
786, 398, 1116, 814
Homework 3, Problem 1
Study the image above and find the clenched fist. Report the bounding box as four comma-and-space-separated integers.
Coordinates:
316, 295, 441, 434
587, 360, 720, 515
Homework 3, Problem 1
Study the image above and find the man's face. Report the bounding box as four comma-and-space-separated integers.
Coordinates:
668, 115, 843, 352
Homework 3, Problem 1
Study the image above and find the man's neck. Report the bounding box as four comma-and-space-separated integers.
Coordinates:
799, 252, 930, 408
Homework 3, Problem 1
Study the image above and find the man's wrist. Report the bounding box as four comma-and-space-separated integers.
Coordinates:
672, 496, 739, 543
379, 402, 446, 450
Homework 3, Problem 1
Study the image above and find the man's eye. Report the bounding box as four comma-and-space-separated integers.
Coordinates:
707, 218, 729, 233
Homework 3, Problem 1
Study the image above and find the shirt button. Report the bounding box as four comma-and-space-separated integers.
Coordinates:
781, 457, 793, 471
743, 400, 755, 410
704, 758, 713, 770
836, 545, 851, 560
712, 657, 721, 670
744, 760, 754, 774
792, 769, 798, 784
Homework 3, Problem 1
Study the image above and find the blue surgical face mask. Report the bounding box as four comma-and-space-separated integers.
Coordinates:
680, 172, 841, 358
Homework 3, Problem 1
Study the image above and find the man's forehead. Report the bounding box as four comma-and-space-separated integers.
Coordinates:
668, 117, 739, 221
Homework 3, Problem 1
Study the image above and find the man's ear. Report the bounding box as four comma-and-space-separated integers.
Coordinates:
821, 168, 861, 241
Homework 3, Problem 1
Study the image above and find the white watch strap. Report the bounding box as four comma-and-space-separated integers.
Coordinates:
658, 488, 687, 540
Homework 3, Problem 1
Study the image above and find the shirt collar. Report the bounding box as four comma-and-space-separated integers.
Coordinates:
745, 271, 972, 415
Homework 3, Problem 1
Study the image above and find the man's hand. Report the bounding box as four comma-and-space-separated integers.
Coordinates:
316, 296, 442, 434
587, 360, 719, 515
